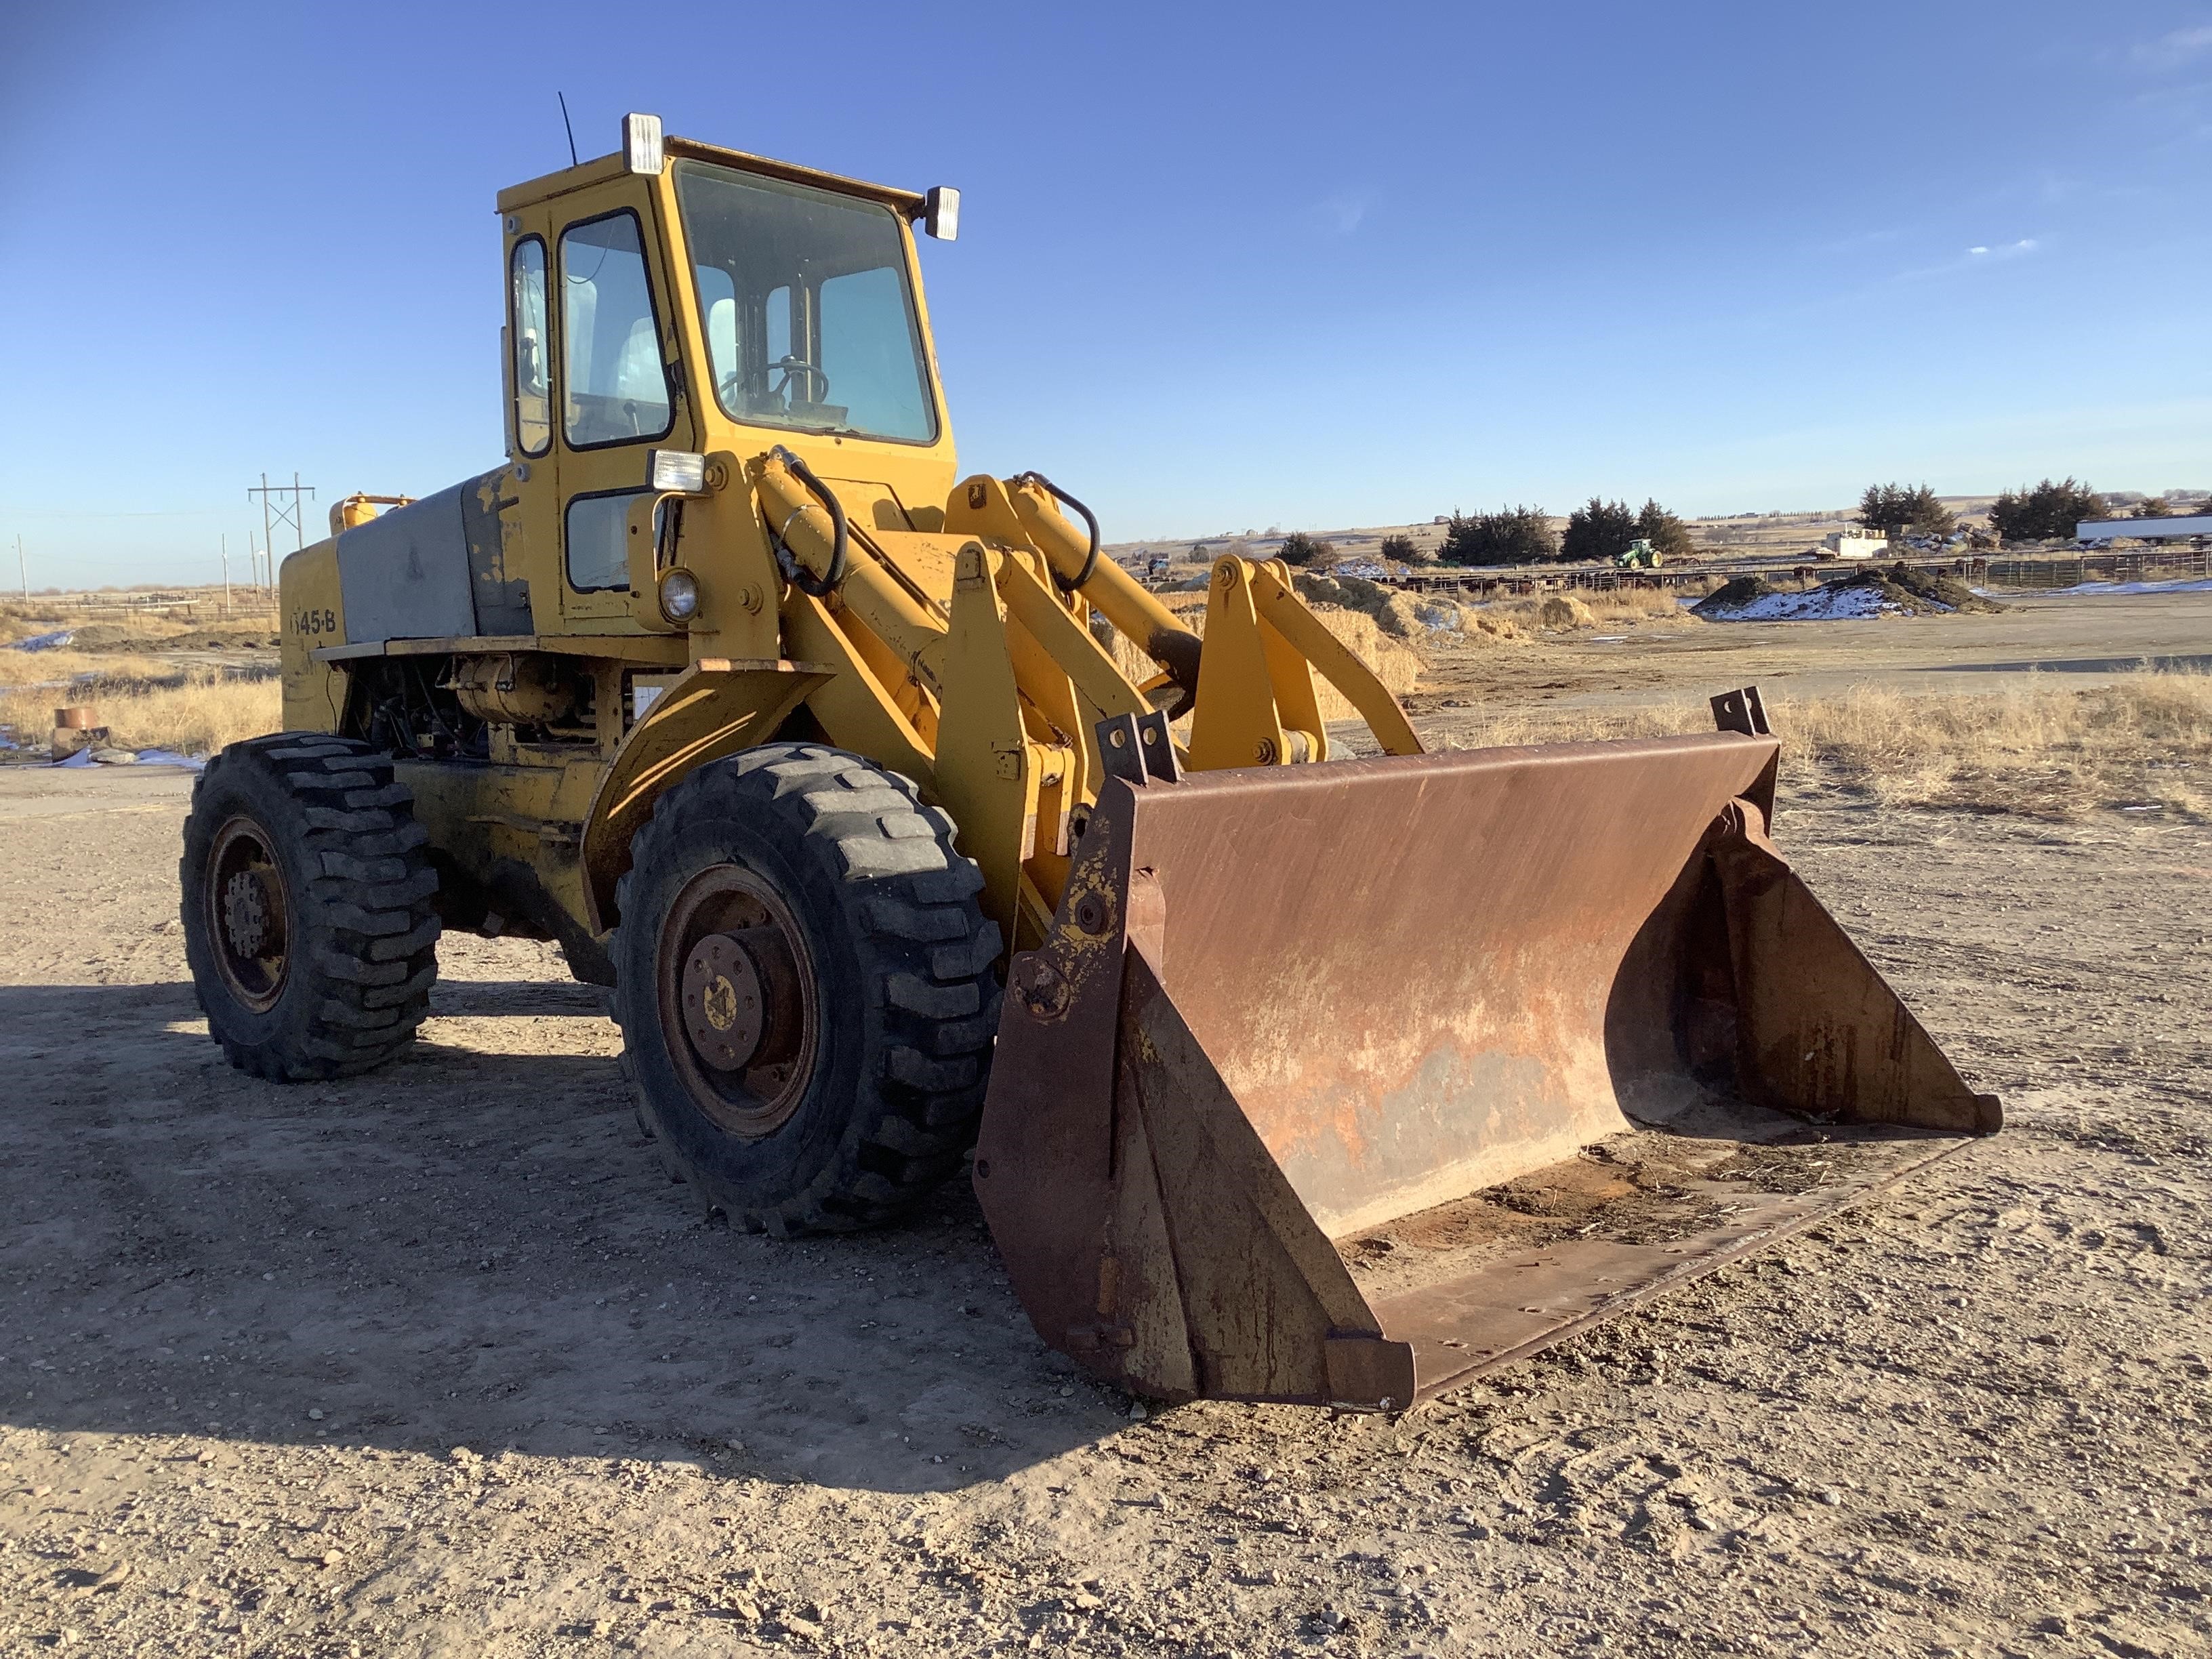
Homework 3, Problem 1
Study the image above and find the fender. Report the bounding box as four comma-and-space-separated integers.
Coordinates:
580, 657, 832, 933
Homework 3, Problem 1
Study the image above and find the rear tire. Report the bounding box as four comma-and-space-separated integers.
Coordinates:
611, 744, 1000, 1234
180, 733, 440, 1080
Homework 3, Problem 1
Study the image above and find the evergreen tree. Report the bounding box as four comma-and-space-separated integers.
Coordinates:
1439, 506, 1557, 565
1561, 497, 1639, 564
1990, 478, 2103, 543
1634, 498, 1695, 558
1277, 532, 1335, 568
1858, 483, 1954, 536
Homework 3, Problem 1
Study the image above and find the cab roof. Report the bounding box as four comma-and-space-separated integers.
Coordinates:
495, 134, 928, 220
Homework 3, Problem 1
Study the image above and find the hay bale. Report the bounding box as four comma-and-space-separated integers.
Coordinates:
1467, 611, 1521, 642
1397, 598, 1525, 644
1307, 607, 1422, 722
1534, 594, 1595, 630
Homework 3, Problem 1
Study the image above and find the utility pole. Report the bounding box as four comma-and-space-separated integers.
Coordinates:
221, 534, 231, 618
248, 472, 317, 567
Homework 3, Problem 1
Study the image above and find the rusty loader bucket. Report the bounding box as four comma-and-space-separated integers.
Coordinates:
973, 718, 1999, 1408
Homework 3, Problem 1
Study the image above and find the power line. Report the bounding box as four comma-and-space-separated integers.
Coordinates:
3, 508, 234, 520
249, 472, 317, 586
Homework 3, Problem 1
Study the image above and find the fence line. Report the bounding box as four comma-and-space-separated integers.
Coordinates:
1370, 546, 2209, 600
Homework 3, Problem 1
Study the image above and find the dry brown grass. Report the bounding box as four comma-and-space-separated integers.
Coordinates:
0, 670, 281, 756
1776, 674, 2212, 817
1580, 586, 1700, 624
1471, 585, 1702, 634
0, 645, 176, 689
1433, 672, 2212, 820
0, 596, 279, 649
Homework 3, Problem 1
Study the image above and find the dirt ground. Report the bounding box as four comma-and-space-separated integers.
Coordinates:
1408, 590, 2212, 720
3, 602, 2210, 1658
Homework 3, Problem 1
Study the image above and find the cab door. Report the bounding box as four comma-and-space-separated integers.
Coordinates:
546, 180, 699, 631
501, 212, 556, 636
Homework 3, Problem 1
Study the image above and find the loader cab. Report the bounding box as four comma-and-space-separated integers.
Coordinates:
493, 118, 959, 642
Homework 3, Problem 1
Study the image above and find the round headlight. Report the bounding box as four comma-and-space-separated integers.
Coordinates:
657, 567, 701, 623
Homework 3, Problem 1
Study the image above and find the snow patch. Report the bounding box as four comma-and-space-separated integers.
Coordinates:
2053, 578, 2212, 597
1701, 585, 1936, 622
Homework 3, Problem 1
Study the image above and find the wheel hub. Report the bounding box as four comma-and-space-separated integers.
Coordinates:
204, 815, 291, 1013
655, 868, 818, 1136
222, 870, 272, 958
681, 933, 767, 1071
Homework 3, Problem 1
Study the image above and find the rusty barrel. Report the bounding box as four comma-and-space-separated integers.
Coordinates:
972, 733, 1998, 1407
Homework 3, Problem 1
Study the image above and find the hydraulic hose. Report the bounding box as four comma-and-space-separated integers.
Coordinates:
1013, 472, 1101, 593
768, 445, 848, 596
1008, 476, 1203, 714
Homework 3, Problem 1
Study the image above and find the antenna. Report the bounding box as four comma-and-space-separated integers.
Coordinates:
558, 91, 579, 167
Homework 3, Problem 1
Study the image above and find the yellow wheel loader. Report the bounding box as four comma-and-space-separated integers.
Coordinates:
180, 115, 1999, 1408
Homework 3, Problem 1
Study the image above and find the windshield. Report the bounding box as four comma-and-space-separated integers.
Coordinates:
673, 161, 937, 444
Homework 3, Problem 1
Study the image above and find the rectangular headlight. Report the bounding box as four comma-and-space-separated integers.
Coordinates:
924, 185, 960, 242
649, 449, 708, 494
622, 112, 664, 176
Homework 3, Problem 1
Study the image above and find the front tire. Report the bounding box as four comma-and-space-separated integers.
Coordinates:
611, 744, 1000, 1234
180, 734, 441, 1080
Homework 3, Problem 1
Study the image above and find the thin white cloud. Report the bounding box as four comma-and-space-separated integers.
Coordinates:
2135, 24, 2212, 67
1896, 237, 2045, 280
1310, 193, 1366, 235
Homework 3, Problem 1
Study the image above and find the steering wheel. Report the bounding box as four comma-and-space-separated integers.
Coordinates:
771, 355, 830, 405
718, 368, 757, 411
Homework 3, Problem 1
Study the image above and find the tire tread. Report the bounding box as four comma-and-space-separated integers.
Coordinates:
181, 733, 439, 1081
613, 743, 998, 1233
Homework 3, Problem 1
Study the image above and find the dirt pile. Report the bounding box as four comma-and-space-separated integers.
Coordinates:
1693, 575, 1781, 615
1696, 564, 2007, 623
1294, 579, 1539, 647
1839, 562, 2007, 614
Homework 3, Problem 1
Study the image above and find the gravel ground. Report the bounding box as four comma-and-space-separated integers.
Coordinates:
0, 760, 2207, 1659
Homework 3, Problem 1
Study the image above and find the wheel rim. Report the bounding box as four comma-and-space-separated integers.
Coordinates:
655, 863, 819, 1137
206, 815, 293, 1013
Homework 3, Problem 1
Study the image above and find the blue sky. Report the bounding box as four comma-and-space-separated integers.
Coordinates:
2, 1, 2207, 586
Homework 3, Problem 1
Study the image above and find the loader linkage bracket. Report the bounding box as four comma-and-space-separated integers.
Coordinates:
1710, 684, 1771, 737
1094, 710, 1181, 786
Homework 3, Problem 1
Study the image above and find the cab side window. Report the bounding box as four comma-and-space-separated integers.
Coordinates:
510, 238, 550, 457
565, 491, 640, 592
560, 212, 672, 447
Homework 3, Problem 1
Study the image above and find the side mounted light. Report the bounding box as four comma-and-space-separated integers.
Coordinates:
648, 449, 708, 493
924, 186, 960, 241
657, 567, 701, 624
622, 112, 664, 176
